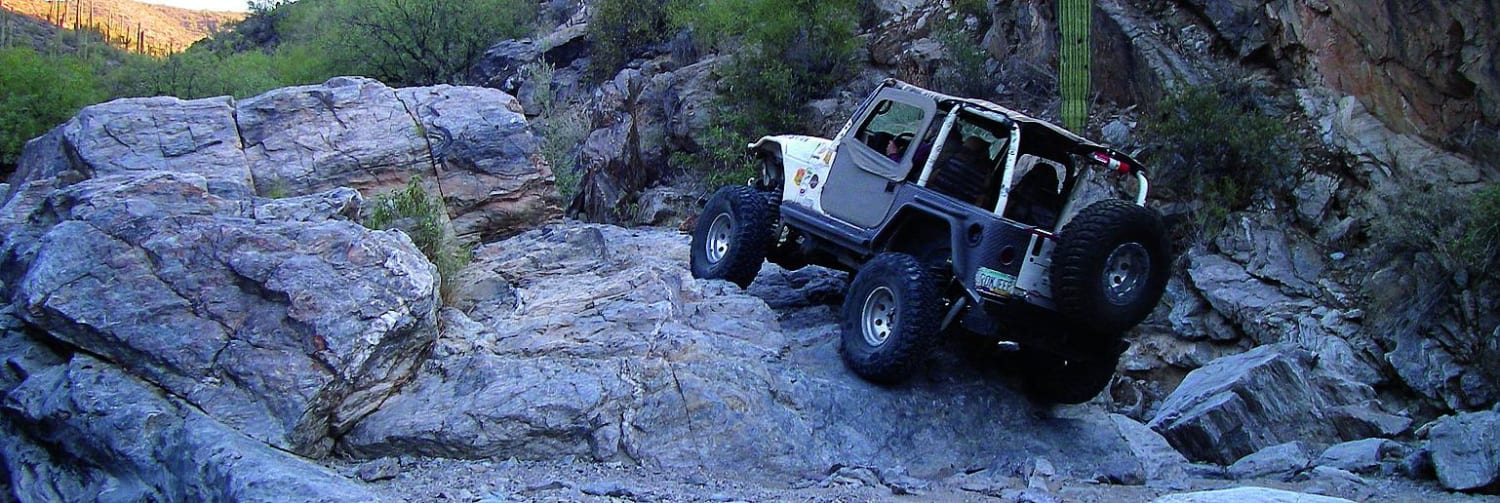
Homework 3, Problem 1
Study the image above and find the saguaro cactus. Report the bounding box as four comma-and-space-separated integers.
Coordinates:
1059, 0, 1091, 133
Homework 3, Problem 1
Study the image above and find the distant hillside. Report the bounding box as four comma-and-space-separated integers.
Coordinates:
0, 0, 243, 54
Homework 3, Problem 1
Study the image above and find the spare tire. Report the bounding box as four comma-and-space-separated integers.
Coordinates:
1050, 199, 1169, 334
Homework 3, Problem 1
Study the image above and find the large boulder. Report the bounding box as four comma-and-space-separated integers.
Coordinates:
342, 223, 1163, 481
1146, 344, 1380, 465
2, 354, 385, 502
1425, 410, 1500, 493
1, 172, 439, 457
9, 77, 556, 242
7, 95, 252, 199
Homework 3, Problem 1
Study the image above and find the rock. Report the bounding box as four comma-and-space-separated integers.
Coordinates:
342, 223, 1154, 479
1109, 414, 1190, 488
253, 187, 364, 223
356, 458, 403, 482
1315, 438, 1404, 475
1271, 5, 1500, 150
578, 480, 634, 497
1186, 250, 1379, 384
1152, 486, 1355, 503
1426, 411, 1500, 492
1326, 403, 1413, 439
1102, 119, 1133, 146
1293, 172, 1340, 226
3, 172, 439, 457
1227, 441, 1312, 480
238, 77, 431, 198
1296, 466, 1368, 499
395, 85, 554, 241
1147, 344, 1373, 465
8, 96, 253, 199
2, 355, 383, 502
10, 77, 552, 243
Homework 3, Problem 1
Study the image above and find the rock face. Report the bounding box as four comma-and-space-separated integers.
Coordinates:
12, 77, 554, 243
3, 353, 385, 502
1, 172, 438, 457
0, 79, 554, 499
1425, 411, 1500, 492
342, 223, 1168, 482
1147, 344, 1376, 465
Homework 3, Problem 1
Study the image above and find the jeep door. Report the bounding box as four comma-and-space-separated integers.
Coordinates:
821, 89, 937, 228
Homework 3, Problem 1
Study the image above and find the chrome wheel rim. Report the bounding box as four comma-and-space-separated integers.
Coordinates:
1102, 242, 1149, 305
705, 213, 732, 264
861, 286, 896, 347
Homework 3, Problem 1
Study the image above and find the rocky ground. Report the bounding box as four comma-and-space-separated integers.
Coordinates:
324, 223, 1495, 503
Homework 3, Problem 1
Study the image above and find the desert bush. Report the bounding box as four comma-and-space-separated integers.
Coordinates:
538, 108, 591, 202
931, 17, 992, 98
1142, 79, 1294, 234
952, 0, 989, 19
587, 0, 669, 82
0, 47, 103, 178
1374, 183, 1500, 285
668, 0, 861, 183
363, 178, 473, 303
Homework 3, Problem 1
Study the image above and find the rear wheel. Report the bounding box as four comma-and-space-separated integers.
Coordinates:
840, 253, 945, 384
690, 185, 773, 288
1051, 200, 1170, 334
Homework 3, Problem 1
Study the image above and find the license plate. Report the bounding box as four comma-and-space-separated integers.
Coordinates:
975, 267, 1016, 297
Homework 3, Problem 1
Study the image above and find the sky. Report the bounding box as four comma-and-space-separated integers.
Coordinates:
137, 0, 251, 12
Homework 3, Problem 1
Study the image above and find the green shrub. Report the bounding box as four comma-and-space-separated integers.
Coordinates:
668, 0, 861, 184
1143, 79, 1294, 234
587, 0, 669, 82
1374, 183, 1500, 286
363, 178, 473, 303
538, 107, 591, 202
952, 0, 988, 19
0, 47, 104, 178
931, 17, 991, 98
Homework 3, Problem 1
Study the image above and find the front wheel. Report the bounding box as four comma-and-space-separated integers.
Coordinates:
690, 185, 773, 288
839, 253, 945, 384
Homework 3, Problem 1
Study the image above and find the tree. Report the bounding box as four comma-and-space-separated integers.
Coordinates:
0, 47, 103, 179
324, 0, 534, 86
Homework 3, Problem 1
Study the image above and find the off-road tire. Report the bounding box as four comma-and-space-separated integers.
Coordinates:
1020, 347, 1122, 404
690, 185, 773, 288
840, 252, 945, 384
1051, 200, 1169, 334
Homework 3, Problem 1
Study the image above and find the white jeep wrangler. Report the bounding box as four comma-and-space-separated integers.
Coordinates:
690, 80, 1169, 403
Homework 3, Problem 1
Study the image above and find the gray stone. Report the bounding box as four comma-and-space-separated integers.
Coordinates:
240, 77, 554, 241
1426, 411, 1500, 492
356, 458, 402, 482
4, 172, 439, 457
9, 96, 252, 199
1148, 344, 1371, 465
1293, 172, 1340, 226
1315, 438, 1404, 475
1109, 414, 1189, 488
395, 85, 553, 241
1186, 250, 1379, 384
253, 187, 363, 223
1326, 404, 1413, 439
1297, 466, 1368, 499
1228, 441, 1313, 480
1152, 486, 1354, 503
342, 223, 1154, 479
1102, 119, 1133, 146
238, 77, 430, 199
2, 355, 383, 502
